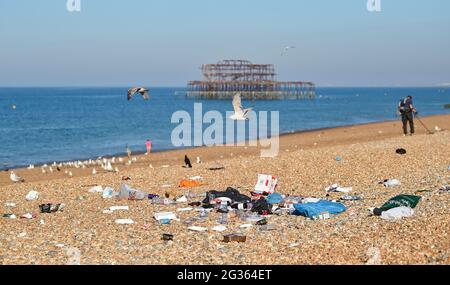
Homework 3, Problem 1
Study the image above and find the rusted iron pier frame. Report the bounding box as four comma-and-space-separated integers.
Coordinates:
187, 81, 315, 100
187, 60, 315, 100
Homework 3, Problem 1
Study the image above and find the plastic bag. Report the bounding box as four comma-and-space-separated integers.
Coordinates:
373, 195, 421, 216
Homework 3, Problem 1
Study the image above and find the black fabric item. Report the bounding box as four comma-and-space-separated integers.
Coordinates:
396, 148, 407, 155
202, 187, 251, 205
251, 197, 271, 215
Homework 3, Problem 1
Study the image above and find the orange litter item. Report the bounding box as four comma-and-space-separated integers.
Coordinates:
178, 179, 206, 188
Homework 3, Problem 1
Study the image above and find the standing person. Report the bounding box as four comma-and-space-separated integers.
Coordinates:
398, 95, 418, 136
145, 139, 152, 155
126, 145, 132, 159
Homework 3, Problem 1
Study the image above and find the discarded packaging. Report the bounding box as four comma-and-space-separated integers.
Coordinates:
373, 195, 421, 216
381, 207, 414, 221
115, 219, 134, 225
88, 186, 103, 193
162, 234, 174, 241
380, 179, 401, 187
223, 234, 247, 243
188, 226, 208, 232
39, 203, 65, 214
258, 225, 276, 231
325, 184, 352, 193
212, 225, 227, 232
109, 206, 129, 212
293, 200, 346, 219
154, 212, 177, 221
26, 190, 39, 201
102, 187, 115, 199
20, 213, 36, 219
254, 174, 278, 194
117, 183, 147, 200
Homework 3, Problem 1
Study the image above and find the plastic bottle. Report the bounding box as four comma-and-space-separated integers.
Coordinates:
218, 212, 228, 225
231, 203, 253, 210
199, 209, 209, 219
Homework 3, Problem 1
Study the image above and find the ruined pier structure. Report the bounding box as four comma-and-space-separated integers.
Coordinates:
187, 60, 315, 100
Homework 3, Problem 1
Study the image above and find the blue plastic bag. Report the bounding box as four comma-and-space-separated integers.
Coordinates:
293, 200, 346, 219
267, 193, 284, 205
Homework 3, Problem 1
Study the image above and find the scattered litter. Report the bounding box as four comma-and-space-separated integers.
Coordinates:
188, 226, 208, 232
223, 234, 246, 243
117, 183, 147, 200
373, 195, 421, 216
159, 219, 171, 225
325, 184, 352, 193
18, 232, 27, 238
179, 179, 205, 188
335, 156, 342, 162
379, 179, 401, 187
177, 207, 193, 212
208, 162, 225, 171
212, 226, 227, 232
240, 224, 253, 229
39, 219, 45, 225
26, 190, 39, 201
293, 200, 346, 219
301, 198, 321, 204
396, 148, 407, 155
381, 207, 415, 221
88, 186, 103, 193
39, 203, 65, 214
259, 224, 276, 231
55, 243, 65, 248
176, 196, 188, 203
439, 185, 450, 192
267, 193, 284, 205
162, 234, 174, 241
341, 195, 362, 201
115, 219, 134, 225
190, 176, 203, 181
3, 214, 17, 219
254, 174, 278, 194
154, 212, 178, 221
102, 187, 115, 199
109, 206, 129, 212
203, 187, 251, 205
20, 213, 36, 219
5, 202, 16, 207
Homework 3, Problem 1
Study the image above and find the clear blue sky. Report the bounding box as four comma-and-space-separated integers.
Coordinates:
0, 0, 449, 87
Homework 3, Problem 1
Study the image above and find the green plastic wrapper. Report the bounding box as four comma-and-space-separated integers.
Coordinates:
374, 195, 422, 216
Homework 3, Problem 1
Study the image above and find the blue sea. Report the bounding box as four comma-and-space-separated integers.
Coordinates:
0, 87, 449, 170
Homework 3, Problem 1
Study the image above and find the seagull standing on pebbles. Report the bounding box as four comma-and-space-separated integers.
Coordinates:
10, 171, 25, 183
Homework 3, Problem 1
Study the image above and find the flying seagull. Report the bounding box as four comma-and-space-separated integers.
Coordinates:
127, 87, 150, 101
10, 171, 25, 183
230, 93, 252, 121
281, 46, 296, 56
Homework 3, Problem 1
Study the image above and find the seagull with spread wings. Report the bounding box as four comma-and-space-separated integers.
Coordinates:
281, 46, 296, 56
127, 87, 150, 101
230, 93, 253, 121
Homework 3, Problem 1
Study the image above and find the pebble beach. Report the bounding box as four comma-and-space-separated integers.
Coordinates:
1, 114, 449, 265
